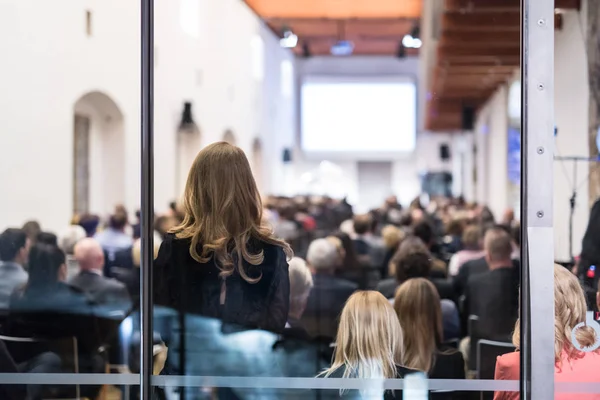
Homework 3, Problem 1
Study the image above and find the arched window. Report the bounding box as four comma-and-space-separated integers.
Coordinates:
73, 91, 125, 216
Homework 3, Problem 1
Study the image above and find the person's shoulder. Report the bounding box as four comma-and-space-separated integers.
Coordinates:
496, 351, 520, 373
463, 256, 486, 270
396, 365, 421, 378
336, 277, 359, 291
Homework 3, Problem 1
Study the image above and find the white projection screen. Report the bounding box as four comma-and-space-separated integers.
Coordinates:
301, 76, 417, 160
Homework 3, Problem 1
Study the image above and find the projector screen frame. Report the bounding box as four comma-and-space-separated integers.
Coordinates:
299, 74, 418, 161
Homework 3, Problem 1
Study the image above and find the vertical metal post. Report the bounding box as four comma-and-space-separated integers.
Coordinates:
521, 0, 555, 399
141, 0, 154, 398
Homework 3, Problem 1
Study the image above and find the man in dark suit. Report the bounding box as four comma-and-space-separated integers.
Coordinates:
301, 239, 358, 341
70, 238, 131, 312
463, 227, 519, 342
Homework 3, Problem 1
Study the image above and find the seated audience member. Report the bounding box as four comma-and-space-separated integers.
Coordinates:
413, 220, 447, 278
380, 224, 405, 278
9, 244, 91, 314
331, 231, 378, 289
379, 238, 460, 340
510, 222, 521, 261
394, 279, 466, 389
320, 291, 418, 400
352, 214, 374, 258
9, 244, 106, 400
443, 218, 464, 255
115, 238, 160, 304
0, 229, 30, 309
378, 237, 457, 303
78, 213, 100, 237
95, 212, 133, 259
154, 215, 176, 242
494, 265, 600, 400
354, 213, 386, 267
448, 224, 485, 277
131, 210, 141, 240
452, 224, 519, 297
70, 238, 131, 310
302, 239, 358, 340
58, 225, 87, 279
36, 231, 58, 247
22, 220, 41, 246
273, 204, 300, 242
463, 228, 519, 347
339, 219, 356, 239
286, 257, 314, 339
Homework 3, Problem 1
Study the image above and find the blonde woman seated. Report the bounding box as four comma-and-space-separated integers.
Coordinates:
394, 279, 467, 399
494, 265, 600, 400
320, 291, 418, 399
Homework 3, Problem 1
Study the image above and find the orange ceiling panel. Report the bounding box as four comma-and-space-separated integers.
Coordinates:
245, 0, 422, 19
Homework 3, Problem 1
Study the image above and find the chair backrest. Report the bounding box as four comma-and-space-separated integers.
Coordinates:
103, 247, 134, 277
476, 339, 515, 380
0, 334, 78, 371
468, 314, 480, 371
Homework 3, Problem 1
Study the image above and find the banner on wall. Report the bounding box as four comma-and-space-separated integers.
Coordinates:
507, 127, 521, 185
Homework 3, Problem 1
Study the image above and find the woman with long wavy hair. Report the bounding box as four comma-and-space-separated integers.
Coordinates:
154, 142, 292, 333
494, 264, 600, 400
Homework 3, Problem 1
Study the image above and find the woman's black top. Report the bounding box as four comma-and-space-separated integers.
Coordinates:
154, 233, 290, 333
430, 348, 465, 380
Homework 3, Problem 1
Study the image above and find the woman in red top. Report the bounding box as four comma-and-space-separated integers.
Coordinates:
494, 264, 600, 400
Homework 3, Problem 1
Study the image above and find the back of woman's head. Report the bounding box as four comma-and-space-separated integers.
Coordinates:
394, 278, 443, 372
553, 264, 599, 363
381, 225, 404, 250
326, 291, 403, 379
513, 264, 599, 365
173, 142, 291, 282
27, 244, 66, 291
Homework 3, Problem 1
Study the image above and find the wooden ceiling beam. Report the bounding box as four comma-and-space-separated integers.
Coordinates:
437, 56, 520, 66
435, 65, 518, 74
438, 48, 519, 59
444, 0, 579, 11
439, 30, 520, 45
442, 12, 520, 31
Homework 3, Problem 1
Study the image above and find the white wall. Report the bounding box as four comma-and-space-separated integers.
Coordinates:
553, 6, 590, 261
0, 0, 294, 232
470, 5, 590, 261
474, 85, 510, 221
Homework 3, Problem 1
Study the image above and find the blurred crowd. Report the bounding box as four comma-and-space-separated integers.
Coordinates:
0, 142, 599, 400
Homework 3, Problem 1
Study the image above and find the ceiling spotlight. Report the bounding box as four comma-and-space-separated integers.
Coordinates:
279, 28, 298, 48
331, 40, 354, 56
402, 34, 422, 49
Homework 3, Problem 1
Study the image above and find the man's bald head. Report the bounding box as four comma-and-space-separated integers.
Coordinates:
74, 238, 105, 271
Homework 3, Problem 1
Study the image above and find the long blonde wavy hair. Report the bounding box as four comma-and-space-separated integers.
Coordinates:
322, 291, 404, 380
512, 264, 599, 367
394, 278, 444, 373
172, 142, 292, 283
